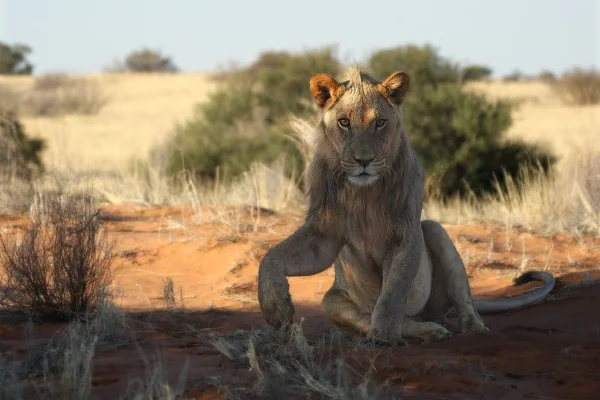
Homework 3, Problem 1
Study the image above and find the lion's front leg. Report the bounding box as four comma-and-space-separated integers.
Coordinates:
368, 228, 423, 344
258, 223, 344, 332
401, 318, 452, 343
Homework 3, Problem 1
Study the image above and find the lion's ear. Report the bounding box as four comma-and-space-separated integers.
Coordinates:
309, 73, 341, 108
379, 72, 410, 105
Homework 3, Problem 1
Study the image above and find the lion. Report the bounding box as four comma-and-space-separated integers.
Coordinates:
257, 67, 555, 344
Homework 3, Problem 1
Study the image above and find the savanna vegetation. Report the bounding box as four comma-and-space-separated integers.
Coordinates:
1, 39, 599, 398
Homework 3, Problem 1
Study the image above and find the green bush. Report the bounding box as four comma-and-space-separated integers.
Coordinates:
244, 47, 341, 120
461, 64, 493, 82
164, 79, 302, 182
0, 110, 45, 180
368, 44, 555, 197
122, 48, 178, 73
503, 69, 527, 82
406, 87, 554, 196
538, 70, 557, 82
164, 47, 341, 183
164, 43, 555, 199
368, 44, 461, 88
0, 42, 33, 75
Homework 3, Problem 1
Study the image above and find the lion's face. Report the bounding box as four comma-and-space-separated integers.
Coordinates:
309, 70, 410, 187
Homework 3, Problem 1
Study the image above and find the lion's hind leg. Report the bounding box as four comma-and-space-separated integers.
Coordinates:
322, 286, 454, 344
421, 220, 488, 333
322, 287, 372, 335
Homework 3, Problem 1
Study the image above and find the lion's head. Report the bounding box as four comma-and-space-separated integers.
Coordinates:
308, 68, 410, 187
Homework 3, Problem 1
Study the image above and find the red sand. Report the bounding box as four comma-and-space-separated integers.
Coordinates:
1, 204, 599, 399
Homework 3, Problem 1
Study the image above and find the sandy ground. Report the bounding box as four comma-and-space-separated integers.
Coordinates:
1, 205, 599, 399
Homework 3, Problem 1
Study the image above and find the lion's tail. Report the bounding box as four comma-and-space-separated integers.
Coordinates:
474, 271, 555, 314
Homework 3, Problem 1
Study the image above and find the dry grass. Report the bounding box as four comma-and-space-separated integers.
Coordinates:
0, 179, 36, 214
91, 155, 303, 213
0, 285, 129, 398
288, 113, 600, 237
0, 83, 22, 113
2, 115, 597, 240
24, 73, 108, 117
466, 79, 600, 167
549, 68, 600, 105
202, 324, 390, 399
0, 272, 194, 399
40, 321, 98, 399
0, 187, 115, 319
423, 149, 600, 236
121, 347, 188, 400
160, 276, 187, 312
0, 73, 598, 236
203, 157, 305, 211
3, 73, 598, 176
0, 73, 219, 172
4, 313, 380, 399
91, 288, 130, 347
0, 73, 107, 117
0, 72, 598, 399
0, 354, 25, 400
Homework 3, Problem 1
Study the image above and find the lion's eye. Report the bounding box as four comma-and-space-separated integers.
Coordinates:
375, 118, 387, 128
338, 118, 350, 128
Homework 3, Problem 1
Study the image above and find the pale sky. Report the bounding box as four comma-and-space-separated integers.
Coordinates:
1, 0, 599, 76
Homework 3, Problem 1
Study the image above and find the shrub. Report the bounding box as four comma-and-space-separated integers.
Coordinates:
23, 73, 107, 116
0, 42, 33, 75
164, 47, 341, 184
461, 64, 493, 82
0, 110, 45, 181
0, 189, 115, 319
123, 48, 178, 73
0, 84, 23, 112
503, 69, 526, 82
164, 80, 299, 181
242, 47, 341, 120
550, 68, 600, 105
368, 44, 461, 87
368, 45, 555, 197
166, 43, 555, 198
537, 70, 557, 82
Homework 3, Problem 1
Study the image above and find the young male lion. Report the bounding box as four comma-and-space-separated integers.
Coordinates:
257, 68, 555, 344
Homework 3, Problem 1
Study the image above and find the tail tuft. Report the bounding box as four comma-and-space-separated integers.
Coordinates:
474, 270, 556, 314
513, 271, 555, 287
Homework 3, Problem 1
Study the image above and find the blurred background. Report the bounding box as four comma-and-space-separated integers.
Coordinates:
1, 0, 599, 234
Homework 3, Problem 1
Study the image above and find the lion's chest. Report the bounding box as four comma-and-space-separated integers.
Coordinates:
333, 194, 400, 256
343, 227, 390, 263
336, 211, 400, 273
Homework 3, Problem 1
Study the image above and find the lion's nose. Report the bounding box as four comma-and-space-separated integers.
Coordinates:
353, 156, 375, 168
